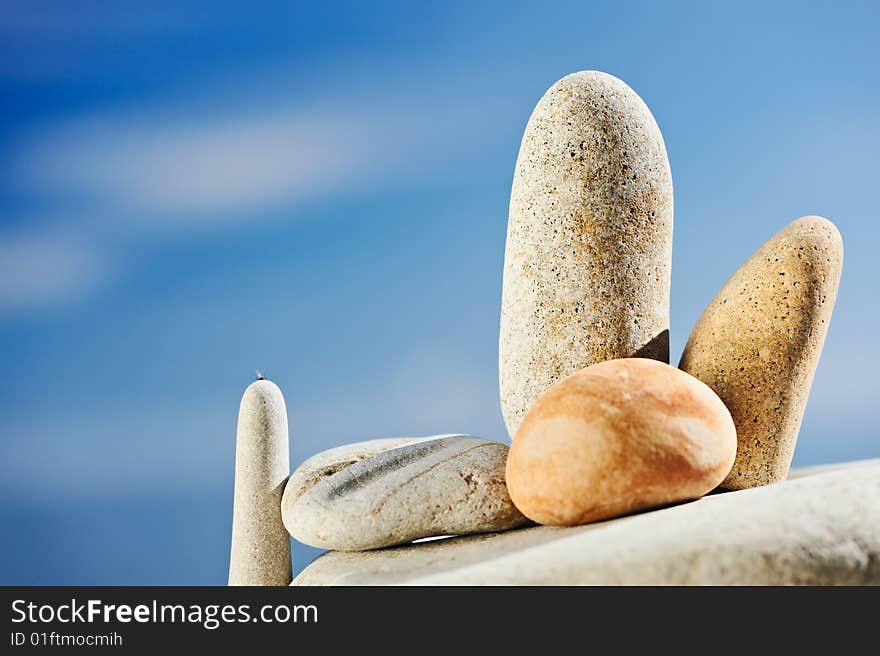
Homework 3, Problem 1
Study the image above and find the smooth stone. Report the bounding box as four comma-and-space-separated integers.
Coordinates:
228, 379, 292, 586
506, 358, 736, 526
282, 435, 529, 551
499, 70, 673, 438
786, 458, 880, 480
680, 216, 843, 489
282, 436, 439, 508
292, 460, 880, 585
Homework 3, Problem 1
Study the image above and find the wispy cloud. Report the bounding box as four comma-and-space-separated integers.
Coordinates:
15, 108, 389, 218
0, 227, 109, 315
5, 57, 508, 316
13, 77, 505, 221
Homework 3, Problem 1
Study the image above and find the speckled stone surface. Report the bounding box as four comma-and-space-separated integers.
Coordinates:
680, 216, 843, 489
283, 435, 528, 551
506, 358, 736, 526
292, 460, 880, 585
282, 436, 438, 509
499, 71, 674, 438
228, 379, 292, 586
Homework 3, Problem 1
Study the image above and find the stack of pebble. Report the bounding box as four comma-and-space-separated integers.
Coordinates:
227, 71, 843, 586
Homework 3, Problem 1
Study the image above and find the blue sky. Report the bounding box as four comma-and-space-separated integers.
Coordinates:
1, 1, 878, 584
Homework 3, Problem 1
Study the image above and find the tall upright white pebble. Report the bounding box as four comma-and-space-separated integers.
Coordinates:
499, 71, 673, 438
228, 377, 291, 585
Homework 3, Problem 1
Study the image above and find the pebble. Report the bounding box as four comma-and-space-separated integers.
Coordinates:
228, 378, 292, 585
680, 216, 843, 489
499, 70, 673, 438
282, 436, 443, 508
505, 358, 736, 526
282, 435, 528, 551
292, 461, 880, 585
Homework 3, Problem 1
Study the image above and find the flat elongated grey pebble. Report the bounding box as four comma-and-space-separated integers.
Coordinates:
500, 70, 673, 438
228, 379, 291, 586
292, 460, 880, 585
283, 436, 443, 509
282, 435, 528, 551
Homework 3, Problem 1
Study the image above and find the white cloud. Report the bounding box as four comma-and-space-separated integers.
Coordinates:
12, 87, 503, 222
16, 108, 388, 218
4, 55, 510, 317
0, 228, 108, 316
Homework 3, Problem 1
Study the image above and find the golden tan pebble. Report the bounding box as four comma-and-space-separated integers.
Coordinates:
505, 358, 736, 526
680, 216, 843, 489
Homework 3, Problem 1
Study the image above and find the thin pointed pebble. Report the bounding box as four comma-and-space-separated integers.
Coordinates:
229, 378, 292, 585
